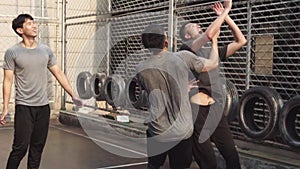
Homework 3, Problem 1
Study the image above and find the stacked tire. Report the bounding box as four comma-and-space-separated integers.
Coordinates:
103, 75, 126, 107
223, 80, 239, 123
76, 71, 93, 99
76, 72, 148, 109
279, 96, 300, 148
76, 72, 107, 101
125, 76, 148, 109
237, 87, 283, 140
91, 73, 107, 101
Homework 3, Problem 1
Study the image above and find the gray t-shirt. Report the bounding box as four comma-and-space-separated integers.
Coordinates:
3, 42, 57, 106
136, 50, 204, 141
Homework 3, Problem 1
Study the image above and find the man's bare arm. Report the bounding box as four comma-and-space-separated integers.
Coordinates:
190, 0, 232, 52
201, 30, 220, 72
0, 70, 14, 125
49, 65, 83, 107
213, 1, 247, 57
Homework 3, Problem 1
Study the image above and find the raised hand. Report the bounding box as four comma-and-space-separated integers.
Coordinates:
212, 2, 225, 16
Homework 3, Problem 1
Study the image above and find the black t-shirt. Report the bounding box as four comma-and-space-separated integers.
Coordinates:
179, 43, 228, 101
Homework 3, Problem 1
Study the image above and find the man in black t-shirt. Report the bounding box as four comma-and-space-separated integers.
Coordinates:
179, 1, 247, 169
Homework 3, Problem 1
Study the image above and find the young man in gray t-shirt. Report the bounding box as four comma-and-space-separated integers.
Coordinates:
0, 14, 82, 169
137, 24, 219, 169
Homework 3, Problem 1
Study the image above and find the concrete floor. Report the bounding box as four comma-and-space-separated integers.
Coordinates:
1, 116, 299, 169
0, 120, 149, 169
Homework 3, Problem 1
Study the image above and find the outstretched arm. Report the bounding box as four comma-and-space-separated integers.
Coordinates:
201, 30, 220, 72
187, 30, 220, 73
212, 1, 247, 57
49, 65, 83, 107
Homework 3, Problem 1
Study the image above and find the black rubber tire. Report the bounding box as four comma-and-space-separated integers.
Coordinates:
76, 71, 92, 99
238, 86, 283, 140
223, 80, 239, 123
279, 95, 300, 148
125, 76, 148, 109
90, 73, 107, 101
59, 112, 80, 127
103, 75, 126, 107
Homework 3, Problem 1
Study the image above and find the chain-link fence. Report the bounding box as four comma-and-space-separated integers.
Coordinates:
64, 0, 299, 149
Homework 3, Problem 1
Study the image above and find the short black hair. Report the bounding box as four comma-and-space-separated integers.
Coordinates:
179, 21, 190, 42
141, 24, 165, 53
12, 14, 34, 37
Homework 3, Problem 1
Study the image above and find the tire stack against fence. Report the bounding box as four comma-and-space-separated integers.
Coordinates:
237, 86, 300, 148
76, 73, 147, 110
74, 71, 300, 149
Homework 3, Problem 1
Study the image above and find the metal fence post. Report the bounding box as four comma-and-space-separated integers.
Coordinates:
168, 0, 175, 51
61, 0, 67, 110
245, 0, 252, 90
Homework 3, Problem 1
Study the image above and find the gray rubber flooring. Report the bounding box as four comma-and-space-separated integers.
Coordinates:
0, 119, 173, 169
